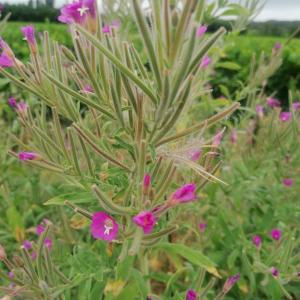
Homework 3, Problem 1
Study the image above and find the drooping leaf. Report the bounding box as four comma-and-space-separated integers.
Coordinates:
156, 243, 219, 277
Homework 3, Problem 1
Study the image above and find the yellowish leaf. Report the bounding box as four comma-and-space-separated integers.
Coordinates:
104, 280, 126, 296
206, 266, 221, 278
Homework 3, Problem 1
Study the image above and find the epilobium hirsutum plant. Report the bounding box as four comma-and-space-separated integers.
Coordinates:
0, 0, 249, 298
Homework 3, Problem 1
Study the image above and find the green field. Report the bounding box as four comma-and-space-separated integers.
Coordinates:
4, 22, 300, 59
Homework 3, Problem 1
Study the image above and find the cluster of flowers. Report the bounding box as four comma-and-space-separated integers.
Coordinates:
252, 228, 292, 277
91, 180, 197, 241
185, 273, 240, 300
7, 219, 52, 281
257, 96, 299, 187
7, 96, 28, 114
256, 97, 300, 123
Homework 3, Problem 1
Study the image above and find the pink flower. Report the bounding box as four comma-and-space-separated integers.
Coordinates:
59, 2, 84, 24
91, 212, 119, 241
279, 112, 292, 122
44, 238, 52, 250
58, 0, 96, 24
271, 228, 282, 241
185, 289, 197, 300
36, 224, 45, 235
199, 223, 206, 233
172, 183, 197, 203
16, 101, 28, 114
200, 55, 211, 69
111, 20, 121, 30
133, 211, 156, 234
31, 251, 37, 260
267, 97, 281, 108
271, 267, 279, 277
230, 129, 237, 144
292, 101, 300, 111
0, 52, 13, 68
143, 173, 151, 189
0, 37, 13, 56
256, 105, 264, 118
212, 131, 223, 147
23, 240, 32, 250
82, 84, 94, 94
196, 25, 207, 37
102, 24, 110, 34
252, 235, 262, 248
282, 178, 294, 187
273, 42, 282, 53
190, 149, 202, 161
19, 152, 39, 161
21, 25, 36, 50
223, 274, 240, 294
8, 271, 14, 279
8, 97, 17, 108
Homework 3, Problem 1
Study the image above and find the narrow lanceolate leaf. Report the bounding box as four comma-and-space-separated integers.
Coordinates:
52, 107, 71, 164
194, 0, 205, 22
74, 37, 106, 105
156, 102, 240, 146
153, 76, 192, 143
163, 0, 171, 58
168, 26, 197, 103
170, 0, 194, 65
132, 0, 162, 91
75, 25, 157, 104
36, 226, 50, 279
151, 0, 164, 73
130, 44, 150, 83
0, 68, 53, 106
143, 225, 179, 241
123, 43, 137, 112
92, 185, 134, 215
43, 71, 115, 119
67, 127, 82, 176
73, 124, 131, 172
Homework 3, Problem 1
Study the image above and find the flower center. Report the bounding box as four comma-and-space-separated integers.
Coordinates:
77, 6, 89, 17
104, 219, 114, 235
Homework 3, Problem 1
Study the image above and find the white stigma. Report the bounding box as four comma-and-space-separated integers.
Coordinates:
104, 224, 113, 235
77, 6, 89, 17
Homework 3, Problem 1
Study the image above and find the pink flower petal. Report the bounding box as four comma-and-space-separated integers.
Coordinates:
172, 183, 197, 203
133, 211, 156, 234
91, 212, 119, 241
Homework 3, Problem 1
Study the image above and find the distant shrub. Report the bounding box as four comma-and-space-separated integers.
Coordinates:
1, 4, 59, 22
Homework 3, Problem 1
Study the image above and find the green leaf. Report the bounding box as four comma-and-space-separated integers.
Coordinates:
114, 283, 139, 300
76, 25, 157, 104
6, 206, 24, 240
44, 191, 94, 206
156, 243, 219, 276
116, 256, 135, 280
68, 246, 104, 278
216, 61, 241, 70
130, 269, 148, 298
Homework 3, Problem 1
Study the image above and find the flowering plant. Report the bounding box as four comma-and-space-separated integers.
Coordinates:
0, 0, 281, 299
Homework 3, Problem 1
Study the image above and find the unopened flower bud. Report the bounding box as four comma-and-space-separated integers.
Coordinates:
0, 244, 7, 260
222, 274, 240, 294
13, 255, 24, 267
